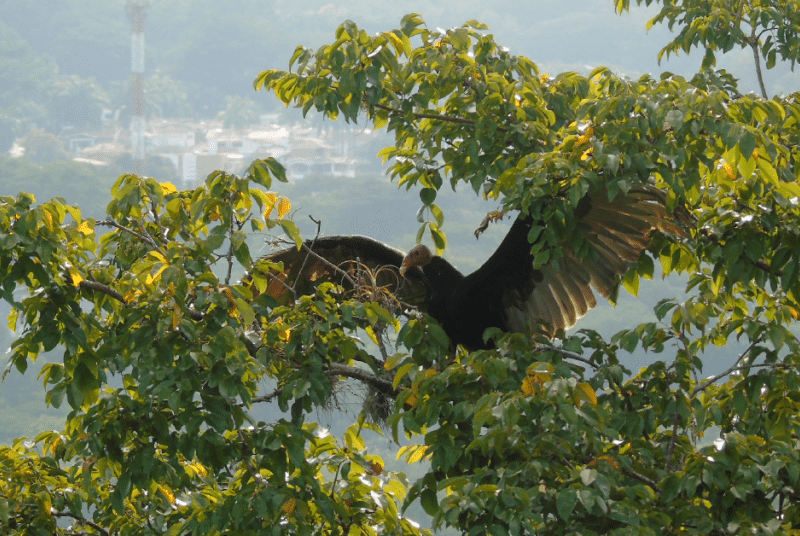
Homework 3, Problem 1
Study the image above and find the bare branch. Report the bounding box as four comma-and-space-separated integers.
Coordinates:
749, 25, 768, 98
252, 385, 285, 404
689, 338, 761, 399
78, 280, 126, 304
224, 215, 236, 286
664, 410, 681, 470
51, 512, 110, 536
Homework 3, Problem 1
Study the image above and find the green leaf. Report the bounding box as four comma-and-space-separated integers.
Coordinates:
665, 109, 685, 129
757, 157, 779, 185
556, 489, 577, 520
415, 205, 426, 224
430, 224, 447, 255
449, 28, 471, 52
400, 34, 413, 57
766, 48, 776, 70
638, 253, 655, 279
622, 269, 640, 296
430, 204, 444, 227
73, 361, 99, 395
415, 224, 426, 244
235, 298, 256, 325
46, 383, 67, 409
265, 157, 288, 183
767, 324, 786, 351
234, 241, 252, 267
733, 389, 748, 417
420, 488, 439, 516
205, 227, 227, 250
427, 323, 450, 349
419, 188, 436, 205
247, 160, 272, 189
739, 131, 756, 162
279, 219, 303, 248
580, 468, 597, 486
701, 47, 716, 69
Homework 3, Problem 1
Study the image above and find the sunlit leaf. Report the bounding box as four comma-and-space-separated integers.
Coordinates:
76, 221, 94, 235
160, 182, 177, 195
281, 498, 296, 515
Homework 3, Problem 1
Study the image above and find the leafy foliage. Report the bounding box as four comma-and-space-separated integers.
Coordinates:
2, 9, 800, 536
255, 12, 800, 534
0, 161, 426, 535
615, 0, 800, 97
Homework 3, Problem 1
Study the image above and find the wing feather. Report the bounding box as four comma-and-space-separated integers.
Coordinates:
479, 185, 685, 339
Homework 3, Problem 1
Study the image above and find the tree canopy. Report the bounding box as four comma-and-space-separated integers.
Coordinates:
2, 4, 800, 535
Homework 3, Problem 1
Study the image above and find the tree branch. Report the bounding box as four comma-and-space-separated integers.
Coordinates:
272, 216, 359, 293
661, 338, 764, 470
664, 409, 681, 471
78, 280, 126, 304
689, 338, 760, 399
373, 102, 507, 132
537, 343, 599, 370
51, 512, 110, 536
249, 366, 397, 406
96, 219, 166, 258
327, 362, 398, 399
77, 279, 204, 321
620, 466, 660, 494
251, 385, 285, 404
749, 25, 768, 98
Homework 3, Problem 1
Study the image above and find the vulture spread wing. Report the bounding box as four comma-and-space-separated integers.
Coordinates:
433, 186, 682, 349
250, 186, 684, 350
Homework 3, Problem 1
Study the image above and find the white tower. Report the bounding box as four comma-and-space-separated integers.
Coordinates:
128, 1, 147, 175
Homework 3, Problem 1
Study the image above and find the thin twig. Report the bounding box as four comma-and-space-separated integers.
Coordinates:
749, 24, 768, 99
280, 216, 324, 300
96, 219, 166, 258
664, 409, 681, 471
137, 217, 165, 256
51, 512, 110, 536
620, 466, 660, 494
251, 385, 285, 404
373, 326, 390, 367
77, 279, 204, 321
149, 198, 165, 239
299, 243, 358, 290
663, 338, 762, 470
537, 343, 599, 370
373, 102, 508, 132
224, 193, 238, 286
689, 338, 761, 399
249, 366, 396, 405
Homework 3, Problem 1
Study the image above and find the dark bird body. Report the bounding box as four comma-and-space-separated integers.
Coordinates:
255, 186, 683, 350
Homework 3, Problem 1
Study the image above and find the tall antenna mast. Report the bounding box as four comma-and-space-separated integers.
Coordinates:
128, 1, 147, 175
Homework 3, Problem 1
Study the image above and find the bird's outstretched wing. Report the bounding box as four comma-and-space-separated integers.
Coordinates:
454, 186, 685, 342
247, 235, 431, 312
